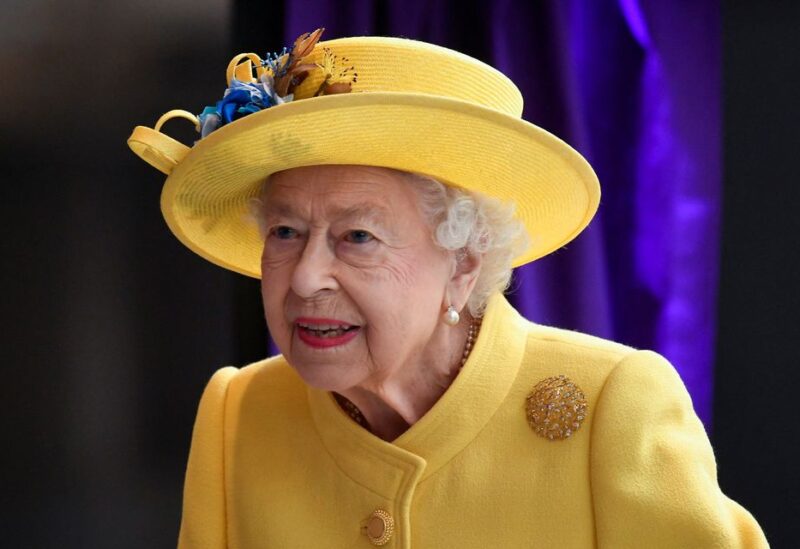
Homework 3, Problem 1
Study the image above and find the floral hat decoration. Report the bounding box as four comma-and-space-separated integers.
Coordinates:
128, 28, 600, 278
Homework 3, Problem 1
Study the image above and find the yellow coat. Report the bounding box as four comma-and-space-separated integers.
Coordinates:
177, 294, 768, 548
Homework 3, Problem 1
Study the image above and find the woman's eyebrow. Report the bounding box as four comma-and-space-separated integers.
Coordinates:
260, 201, 300, 220
260, 200, 392, 226
331, 203, 393, 226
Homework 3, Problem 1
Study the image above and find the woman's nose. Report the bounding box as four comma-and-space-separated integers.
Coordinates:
290, 233, 339, 298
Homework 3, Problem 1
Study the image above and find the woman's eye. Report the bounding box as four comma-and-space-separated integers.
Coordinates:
270, 226, 298, 240
344, 230, 375, 244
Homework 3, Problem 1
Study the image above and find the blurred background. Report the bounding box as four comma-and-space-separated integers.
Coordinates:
1, 0, 797, 546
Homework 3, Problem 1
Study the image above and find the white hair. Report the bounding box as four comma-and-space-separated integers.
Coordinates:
250, 168, 530, 317
398, 170, 529, 316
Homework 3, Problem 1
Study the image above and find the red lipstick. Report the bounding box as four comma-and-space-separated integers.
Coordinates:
295, 317, 360, 349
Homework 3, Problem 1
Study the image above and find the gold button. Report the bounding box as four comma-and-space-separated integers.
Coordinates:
365, 509, 394, 546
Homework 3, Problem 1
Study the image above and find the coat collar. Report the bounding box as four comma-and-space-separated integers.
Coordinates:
306, 293, 528, 487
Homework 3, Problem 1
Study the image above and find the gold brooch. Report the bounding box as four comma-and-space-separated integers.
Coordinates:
525, 375, 587, 441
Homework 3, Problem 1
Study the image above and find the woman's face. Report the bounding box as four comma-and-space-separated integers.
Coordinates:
259, 165, 454, 391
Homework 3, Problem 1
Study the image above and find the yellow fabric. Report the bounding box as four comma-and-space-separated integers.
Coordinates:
178, 294, 768, 548
127, 36, 600, 278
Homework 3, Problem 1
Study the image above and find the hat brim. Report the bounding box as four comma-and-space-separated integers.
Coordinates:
161, 91, 599, 278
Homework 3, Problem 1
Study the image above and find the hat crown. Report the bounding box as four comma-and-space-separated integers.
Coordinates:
287, 37, 524, 118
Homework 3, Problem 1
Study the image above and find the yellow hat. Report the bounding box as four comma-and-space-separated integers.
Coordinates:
128, 30, 600, 278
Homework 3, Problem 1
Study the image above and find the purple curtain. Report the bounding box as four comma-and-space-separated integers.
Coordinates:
282, 0, 721, 425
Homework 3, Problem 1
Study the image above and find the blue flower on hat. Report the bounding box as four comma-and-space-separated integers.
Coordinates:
198, 76, 293, 138
195, 28, 355, 139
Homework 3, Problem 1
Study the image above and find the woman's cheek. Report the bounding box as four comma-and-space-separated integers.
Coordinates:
375, 252, 426, 290
339, 242, 421, 286
335, 241, 382, 267
262, 240, 303, 269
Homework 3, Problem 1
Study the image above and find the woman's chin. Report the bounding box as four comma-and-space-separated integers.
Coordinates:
293, 367, 360, 392
281, 328, 367, 390
287, 352, 363, 392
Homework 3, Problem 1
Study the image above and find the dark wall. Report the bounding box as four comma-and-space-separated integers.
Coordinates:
714, 1, 800, 546
0, 1, 250, 546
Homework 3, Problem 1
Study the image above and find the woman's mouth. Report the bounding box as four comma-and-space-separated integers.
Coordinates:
295, 318, 361, 348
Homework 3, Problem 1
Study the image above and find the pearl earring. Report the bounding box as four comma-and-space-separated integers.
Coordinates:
444, 305, 460, 326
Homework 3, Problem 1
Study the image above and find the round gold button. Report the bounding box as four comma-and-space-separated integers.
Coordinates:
365, 509, 394, 546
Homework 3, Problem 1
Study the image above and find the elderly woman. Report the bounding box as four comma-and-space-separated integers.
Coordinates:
129, 30, 768, 548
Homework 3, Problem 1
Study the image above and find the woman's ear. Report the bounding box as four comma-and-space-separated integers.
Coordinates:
445, 248, 482, 313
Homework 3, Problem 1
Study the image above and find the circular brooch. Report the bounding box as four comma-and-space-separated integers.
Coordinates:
525, 375, 588, 441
